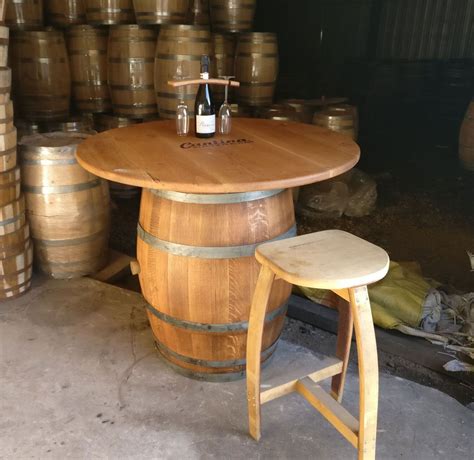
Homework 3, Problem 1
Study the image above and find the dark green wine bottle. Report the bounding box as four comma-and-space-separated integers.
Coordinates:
194, 55, 216, 139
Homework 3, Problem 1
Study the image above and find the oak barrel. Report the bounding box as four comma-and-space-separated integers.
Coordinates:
460, 102, 474, 171
0, 239, 33, 299
108, 25, 158, 118
154, 25, 213, 119
133, 0, 190, 25
0, 100, 14, 134
0, 195, 26, 237
5, 0, 44, 30
10, 30, 71, 121
45, 0, 86, 27
20, 132, 110, 279
189, 0, 209, 25
0, 128, 17, 172
0, 67, 11, 104
66, 25, 111, 114
84, 0, 135, 25
313, 104, 359, 141
0, 196, 30, 259
137, 188, 295, 380
235, 33, 279, 107
93, 113, 139, 131
92, 113, 140, 198
0, 26, 9, 67
212, 33, 235, 103
15, 119, 41, 141
0, 166, 20, 206
43, 116, 95, 134
0, 195, 29, 258
209, 0, 255, 33
257, 104, 298, 122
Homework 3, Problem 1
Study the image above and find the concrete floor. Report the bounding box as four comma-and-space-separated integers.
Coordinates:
1, 278, 472, 460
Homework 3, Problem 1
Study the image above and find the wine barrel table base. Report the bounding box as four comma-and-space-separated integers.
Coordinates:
76, 119, 360, 381
137, 187, 295, 380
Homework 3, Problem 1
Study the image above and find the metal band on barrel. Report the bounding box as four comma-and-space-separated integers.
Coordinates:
33, 230, 107, 247
0, 211, 24, 227
150, 188, 284, 204
22, 158, 77, 166
23, 179, 102, 195
145, 301, 287, 332
155, 53, 203, 61
108, 57, 155, 64
154, 341, 276, 382
138, 223, 297, 259
110, 83, 155, 90
154, 337, 278, 368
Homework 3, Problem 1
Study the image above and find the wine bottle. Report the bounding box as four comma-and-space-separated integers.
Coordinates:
195, 55, 216, 139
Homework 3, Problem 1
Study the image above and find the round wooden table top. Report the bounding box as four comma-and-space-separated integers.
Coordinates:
76, 118, 360, 193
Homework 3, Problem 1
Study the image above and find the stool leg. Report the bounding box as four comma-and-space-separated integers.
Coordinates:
349, 286, 379, 460
331, 296, 354, 403
246, 265, 275, 441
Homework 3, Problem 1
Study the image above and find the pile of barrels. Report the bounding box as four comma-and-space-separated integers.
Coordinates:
0, 20, 33, 299
0, 6, 111, 285
5, 1, 360, 141
4, 0, 281, 128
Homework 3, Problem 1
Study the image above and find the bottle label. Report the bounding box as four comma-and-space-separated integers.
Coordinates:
196, 115, 216, 134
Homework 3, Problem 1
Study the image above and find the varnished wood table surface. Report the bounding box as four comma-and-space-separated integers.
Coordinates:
76, 118, 359, 193
77, 119, 360, 381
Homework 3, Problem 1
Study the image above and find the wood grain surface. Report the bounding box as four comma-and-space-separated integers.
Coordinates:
76, 118, 360, 193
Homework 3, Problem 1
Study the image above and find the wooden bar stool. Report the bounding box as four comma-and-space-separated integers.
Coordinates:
246, 230, 389, 460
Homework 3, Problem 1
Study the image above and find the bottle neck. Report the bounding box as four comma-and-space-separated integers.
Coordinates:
200, 71, 209, 80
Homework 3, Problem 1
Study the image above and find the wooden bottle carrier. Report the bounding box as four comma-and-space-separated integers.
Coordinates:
45, 0, 87, 28
133, 0, 190, 25
10, 29, 71, 121
154, 24, 213, 119
108, 25, 158, 118
19, 132, 110, 279
84, 0, 135, 25
66, 25, 111, 114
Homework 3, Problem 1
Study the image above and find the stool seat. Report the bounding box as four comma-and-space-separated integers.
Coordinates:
256, 230, 390, 290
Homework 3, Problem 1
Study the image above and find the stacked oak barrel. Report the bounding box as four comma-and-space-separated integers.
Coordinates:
0, 12, 33, 299
4, 0, 110, 280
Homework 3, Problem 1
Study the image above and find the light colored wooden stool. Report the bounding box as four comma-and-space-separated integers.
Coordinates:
246, 230, 389, 460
